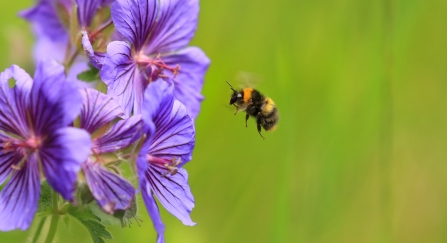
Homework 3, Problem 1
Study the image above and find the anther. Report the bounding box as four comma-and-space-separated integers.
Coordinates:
162, 157, 181, 177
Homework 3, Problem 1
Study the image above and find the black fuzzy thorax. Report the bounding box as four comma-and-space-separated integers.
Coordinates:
246, 90, 265, 116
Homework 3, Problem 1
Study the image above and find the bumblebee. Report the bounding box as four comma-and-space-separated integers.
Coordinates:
227, 81, 279, 139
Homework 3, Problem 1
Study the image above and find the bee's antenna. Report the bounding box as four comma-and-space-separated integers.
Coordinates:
226, 80, 237, 92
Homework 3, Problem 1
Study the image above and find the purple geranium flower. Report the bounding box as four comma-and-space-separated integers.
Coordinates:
20, 0, 114, 80
0, 61, 91, 231
137, 81, 196, 242
92, 0, 210, 119
78, 88, 144, 213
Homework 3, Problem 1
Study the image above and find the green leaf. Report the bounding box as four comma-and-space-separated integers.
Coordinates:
62, 215, 71, 231
77, 65, 100, 82
67, 204, 97, 221
79, 219, 113, 243
67, 205, 113, 243
89, 203, 121, 226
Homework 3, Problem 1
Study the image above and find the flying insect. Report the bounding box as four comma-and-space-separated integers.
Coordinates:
227, 81, 279, 139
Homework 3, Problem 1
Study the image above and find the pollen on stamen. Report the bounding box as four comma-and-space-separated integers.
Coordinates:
135, 52, 181, 81
147, 155, 182, 176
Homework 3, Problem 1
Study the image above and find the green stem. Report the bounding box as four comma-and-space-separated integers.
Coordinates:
44, 191, 60, 243
31, 217, 46, 243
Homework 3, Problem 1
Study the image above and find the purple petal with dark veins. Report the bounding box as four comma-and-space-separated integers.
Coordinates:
150, 99, 195, 166
19, 0, 68, 42
146, 166, 195, 226
94, 115, 144, 153
101, 41, 145, 117
82, 31, 106, 69
144, 0, 199, 54
0, 133, 22, 185
0, 151, 16, 185
40, 127, 91, 201
136, 122, 162, 240
142, 80, 195, 166
30, 61, 83, 135
0, 154, 40, 231
111, 0, 159, 52
162, 47, 210, 120
140, 168, 166, 243
80, 88, 123, 134
76, 0, 102, 27
142, 79, 174, 124
82, 159, 135, 213
0, 66, 32, 138
0, 65, 33, 92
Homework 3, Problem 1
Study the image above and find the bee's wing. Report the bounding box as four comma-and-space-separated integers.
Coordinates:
235, 71, 263, 89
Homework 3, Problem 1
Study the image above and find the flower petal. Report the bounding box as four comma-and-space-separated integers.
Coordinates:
19, 0, 68, 42
142, 79, 174, 124
0, 155, 40, 231
146, 166, 195, 226
150, 99, 195, 166
0, 66, 31, 138
80, 88, 123, 134
32, 36, 68, 63
143, 80, 195, 165
144, 0, 199, 53
162, 47, 210, 120
140, 171, 166, 243
30, 60, 83, 135
82, 159, 135, 213
40, 127, 91, 201
0, 65, 33, 92
111, 0, 159, 52
76, 0, 102, 27
101, 41, 144, 117
94, 115, 144, 153
0, 149, 20, 185
82, 31, 106, 69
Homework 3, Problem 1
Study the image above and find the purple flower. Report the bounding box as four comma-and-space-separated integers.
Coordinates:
78, 88, 144, 213
20, 0, 114, 75
137, 81, 196, 242
0, 61, 91, 231
94, 0, 210, 119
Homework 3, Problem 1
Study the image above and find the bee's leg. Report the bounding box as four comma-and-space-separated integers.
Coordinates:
257, 123, 265, 140
245, 113, 250, 127
233, 104, 239, 115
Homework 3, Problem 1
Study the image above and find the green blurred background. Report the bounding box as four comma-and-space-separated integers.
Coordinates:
1, 0, 447, 242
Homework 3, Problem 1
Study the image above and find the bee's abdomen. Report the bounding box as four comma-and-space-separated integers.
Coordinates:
258, 104, 279, 131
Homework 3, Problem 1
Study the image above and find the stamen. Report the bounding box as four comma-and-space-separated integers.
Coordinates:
162, 157, 181, 177
3, 137, 41, 152
147, 155, 182, 176
135, 53, 180, 82
11, 164, 22, 170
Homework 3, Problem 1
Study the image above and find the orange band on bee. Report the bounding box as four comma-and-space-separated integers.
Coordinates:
243, 88, 253, 102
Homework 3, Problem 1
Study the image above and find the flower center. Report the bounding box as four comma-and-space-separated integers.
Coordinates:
147, 155, 181, 176
135, 53, 180, 82
2, 136, 42, 170
3, 136, 41, 152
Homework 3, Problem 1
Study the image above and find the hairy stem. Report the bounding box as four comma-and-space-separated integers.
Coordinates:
44, 191, 60, 243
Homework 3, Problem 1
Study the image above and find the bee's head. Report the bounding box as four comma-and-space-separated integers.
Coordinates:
230, 91, 242, 105
226, 81, 240, 105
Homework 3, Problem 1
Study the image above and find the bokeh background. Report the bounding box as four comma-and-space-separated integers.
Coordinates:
1, 0, 447, 242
